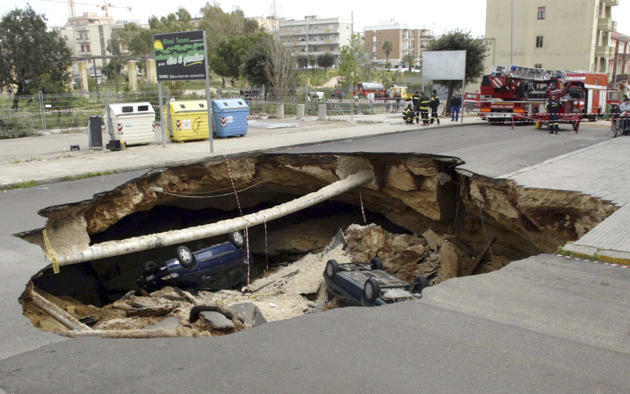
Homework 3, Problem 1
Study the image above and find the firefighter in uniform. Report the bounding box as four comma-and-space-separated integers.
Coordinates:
402, 104, 416, 124
419, 92, 430, 125
429, 90, 440, 125
411, 91, 421, 124
547, 95, 561, 134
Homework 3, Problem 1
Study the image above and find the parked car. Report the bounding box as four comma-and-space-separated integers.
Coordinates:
137, 232, 248, 292
323, 258, 429, 306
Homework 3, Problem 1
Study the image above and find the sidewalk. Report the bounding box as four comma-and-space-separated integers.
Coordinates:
0, 114, 478, 188
501, 137, 630, 263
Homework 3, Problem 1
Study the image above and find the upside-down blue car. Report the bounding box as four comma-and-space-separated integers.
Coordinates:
137, 231, 248, 291
323, 258, 429, 306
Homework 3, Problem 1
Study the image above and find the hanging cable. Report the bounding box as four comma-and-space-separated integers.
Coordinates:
359, 191, 367, 224
224, 156, 250, 291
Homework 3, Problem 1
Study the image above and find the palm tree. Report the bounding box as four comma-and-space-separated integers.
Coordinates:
402, 53, 415, 72
382, 40, 393, 71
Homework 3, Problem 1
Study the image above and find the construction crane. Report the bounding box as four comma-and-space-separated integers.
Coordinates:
38, 0, 132, 18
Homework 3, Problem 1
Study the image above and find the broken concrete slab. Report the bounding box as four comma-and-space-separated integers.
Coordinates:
200, 311, 235, 330
144, 317, 179, 331
227, 303, 266, 327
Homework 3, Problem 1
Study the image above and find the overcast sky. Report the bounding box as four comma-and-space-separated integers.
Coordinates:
2, 0, 629, 37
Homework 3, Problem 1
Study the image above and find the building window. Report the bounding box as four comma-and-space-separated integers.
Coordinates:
534, 64, 542, 68
536, 36, 544, 48
537, 7, 545, 20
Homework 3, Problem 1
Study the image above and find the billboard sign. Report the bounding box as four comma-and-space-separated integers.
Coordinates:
154, 30, 207, 81
422, 50, 466, 81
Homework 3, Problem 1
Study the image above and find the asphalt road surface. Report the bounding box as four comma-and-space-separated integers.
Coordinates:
1, 123, 627, 393
283, 122, 610, 177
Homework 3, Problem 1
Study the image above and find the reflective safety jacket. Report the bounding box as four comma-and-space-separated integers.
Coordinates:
429, 95, 440, 110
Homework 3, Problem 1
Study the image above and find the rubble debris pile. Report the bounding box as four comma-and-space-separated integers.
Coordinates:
15, 152, 617, 338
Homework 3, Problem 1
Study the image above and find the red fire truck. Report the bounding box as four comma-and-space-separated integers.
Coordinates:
479, 65, 609, 124
479, 65, 564, 124
354, 82, 386, 98
564, 72, 608, 120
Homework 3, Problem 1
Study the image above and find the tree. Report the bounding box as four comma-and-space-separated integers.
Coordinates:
241, 41, 270, 91
0, 6, 71, 108
402, 54, 415, 72
382, 40, 393, 71
199, 4, 261, 55
296, 55, 309, 69
428, 30, 487, 113
115, 22, 153, 56
210, 32, 269, 87
317, 52, 335, 71
148, 8, 195, 34
338, 34, 369, 90
265, 37, 296, 100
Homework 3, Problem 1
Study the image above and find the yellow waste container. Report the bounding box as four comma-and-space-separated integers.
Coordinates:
165, 100, 211, 142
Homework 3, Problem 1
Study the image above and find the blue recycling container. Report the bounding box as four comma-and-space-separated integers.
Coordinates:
212, 99, 249, 138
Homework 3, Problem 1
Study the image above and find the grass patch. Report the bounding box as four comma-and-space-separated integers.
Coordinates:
1, 180, 38, 191
64, 170, 116, 182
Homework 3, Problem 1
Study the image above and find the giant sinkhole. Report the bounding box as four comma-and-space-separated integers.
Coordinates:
16, 153, 616, 337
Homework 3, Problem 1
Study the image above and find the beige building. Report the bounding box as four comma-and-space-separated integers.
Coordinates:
363, 23, 433, 69
56, 12, 125, 75
278, 16, 353, 64
485, 0, 621, 76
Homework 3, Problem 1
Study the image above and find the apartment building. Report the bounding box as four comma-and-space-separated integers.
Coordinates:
485, 0, 621, 77
278, 16, 353, 64
57, 12, 124, 74
610, 31, 630, 86
363, 23, 433, 68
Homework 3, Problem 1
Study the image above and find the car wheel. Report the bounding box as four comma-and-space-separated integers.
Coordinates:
363, 278, 380, 304
325, 259, 339, 280
229, 231, 245, 248
411, 276, 430, 293
370, 257, 384, 270
176, 246, 196, 269
143, 260, 159, 274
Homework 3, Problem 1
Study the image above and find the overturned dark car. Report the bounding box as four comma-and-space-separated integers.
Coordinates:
323, 258, 429, 306
137, 232, 248, 292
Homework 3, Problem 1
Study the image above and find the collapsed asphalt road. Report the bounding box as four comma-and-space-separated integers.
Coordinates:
1, 124, 627, 392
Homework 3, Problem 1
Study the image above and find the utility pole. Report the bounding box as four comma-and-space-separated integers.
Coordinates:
510, 0, 514, 64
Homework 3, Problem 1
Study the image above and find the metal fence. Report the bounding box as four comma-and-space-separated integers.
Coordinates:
0, 89, 405, 138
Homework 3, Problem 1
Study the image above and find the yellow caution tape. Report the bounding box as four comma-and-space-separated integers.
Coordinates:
42, 229, 60, 274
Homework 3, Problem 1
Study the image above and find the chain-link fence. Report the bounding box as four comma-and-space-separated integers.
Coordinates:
0, 86, 407, 138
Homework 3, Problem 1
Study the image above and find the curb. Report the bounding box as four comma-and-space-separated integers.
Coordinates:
558, 242, 630, 266
0, 120, 479, 191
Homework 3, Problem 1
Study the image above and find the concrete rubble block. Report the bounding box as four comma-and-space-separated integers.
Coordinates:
227, 303, 267, 327
345, 224, 387, 262
422, 229, 443, 251
200, 311, 235, 330
385, 164, 417, 191
144, 317, 180, 331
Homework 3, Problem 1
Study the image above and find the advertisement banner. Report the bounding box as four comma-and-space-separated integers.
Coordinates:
153, 30, 207, 81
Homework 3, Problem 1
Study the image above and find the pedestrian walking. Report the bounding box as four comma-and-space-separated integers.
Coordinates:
450, 93, 462, 121
430, 89, 440, 125
419, 92, 430, 125
394, 92, 401, 112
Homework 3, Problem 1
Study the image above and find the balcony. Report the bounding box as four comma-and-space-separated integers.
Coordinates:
601, 0, 619, 6
598, 17, 617, 31
596, 45, 613, 58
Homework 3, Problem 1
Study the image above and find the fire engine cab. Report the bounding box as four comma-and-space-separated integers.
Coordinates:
479, 65, 608, 124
